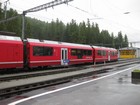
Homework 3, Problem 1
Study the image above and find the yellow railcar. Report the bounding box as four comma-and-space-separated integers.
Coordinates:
119, 47, 140, 59
120, 50, 136, 59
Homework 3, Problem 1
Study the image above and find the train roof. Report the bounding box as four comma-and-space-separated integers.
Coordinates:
119, 47, 140, 50
27, 38, 60, 44
0, 35, 21, 41
91, 45, 117, 50
27, 38, 91, 48
27, 38, 116, 50
60, 42, 91, 48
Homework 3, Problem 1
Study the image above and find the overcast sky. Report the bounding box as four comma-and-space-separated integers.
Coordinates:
1, 0, 140, 47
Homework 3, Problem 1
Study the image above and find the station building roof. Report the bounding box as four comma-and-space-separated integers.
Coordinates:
119, 47, 140, 50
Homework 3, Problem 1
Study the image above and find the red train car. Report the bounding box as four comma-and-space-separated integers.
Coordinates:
92, 46, 118, 63
0, 35, 23, 69
26, 39, 61, 68
26, 38, 93, 68
92, 46, 108, 63
61, 42, 93, 65
108, 48, 118, 61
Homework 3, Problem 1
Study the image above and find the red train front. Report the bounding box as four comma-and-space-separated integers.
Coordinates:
0, 35, 23, 69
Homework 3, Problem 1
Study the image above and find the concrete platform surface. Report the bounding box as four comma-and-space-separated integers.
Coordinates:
6, 64, 140, 105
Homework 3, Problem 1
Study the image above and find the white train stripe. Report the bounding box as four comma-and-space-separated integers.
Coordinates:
30, 60, 61, 63
95, 57, 117, 59
70, 59, 93, 61
0, 61, 23, 64
30, 59, 93, 63
0, 59, 93, 65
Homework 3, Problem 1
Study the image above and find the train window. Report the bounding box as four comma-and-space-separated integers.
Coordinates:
103, 50, 106, 56
77, 49, 83, 56
33, 46, 43, 56
71, 49, 92, 57
77, 49, 81, 54
44, 47, 53, 56
87, 50, 92, 56
97, 50, 102, 56
111, 52, 114, 56
33, 46, 53, 56
71, 49, 77, 56
81, 50, 92, 56
83, 50, 87, 55
77, 49, 83, 59
71, 49, 83, 56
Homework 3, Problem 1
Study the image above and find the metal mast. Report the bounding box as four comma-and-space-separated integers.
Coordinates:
22, 0, 73, 39
4, 0, 9, 19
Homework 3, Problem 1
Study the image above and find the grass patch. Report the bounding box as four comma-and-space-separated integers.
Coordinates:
133, 69, 140, 73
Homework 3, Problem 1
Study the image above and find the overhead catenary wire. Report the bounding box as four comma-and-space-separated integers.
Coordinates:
67, 4, 99, 18
67, 4, 130, 34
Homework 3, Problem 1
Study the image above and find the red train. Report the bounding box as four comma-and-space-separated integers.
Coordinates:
0, 35, 118, 70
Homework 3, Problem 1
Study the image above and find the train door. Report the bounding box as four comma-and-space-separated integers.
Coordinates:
61, 48, 69, 65
108, 51, 111, 61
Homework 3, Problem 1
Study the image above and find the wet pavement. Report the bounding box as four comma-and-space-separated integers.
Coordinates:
2, 64, 140, 105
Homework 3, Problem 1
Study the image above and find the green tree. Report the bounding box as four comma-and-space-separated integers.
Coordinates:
65, 19, 79, 43
99, 30, 111, 47
117, 31, 123, 48
94, 23, 100, 44
111, 33, 115, 48
78, 21, 87, 44
123, 34, 128, 47
0, 3, 4, 30
85, 19, 91, 44
54, 18, 65, 41
90, 22, 98, 44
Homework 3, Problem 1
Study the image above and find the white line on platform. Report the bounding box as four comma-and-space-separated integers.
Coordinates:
8, 64, 140, 105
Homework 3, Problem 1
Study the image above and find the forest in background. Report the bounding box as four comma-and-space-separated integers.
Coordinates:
0, 5, 128, 49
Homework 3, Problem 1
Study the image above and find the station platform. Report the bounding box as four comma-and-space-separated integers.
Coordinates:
6, 64, 140, 105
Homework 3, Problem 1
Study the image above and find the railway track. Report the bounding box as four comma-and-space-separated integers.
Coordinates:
0, 59, 136, 82
0, 58, 137, 82
0, 58, 133, 75
0, 59, 139, 100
